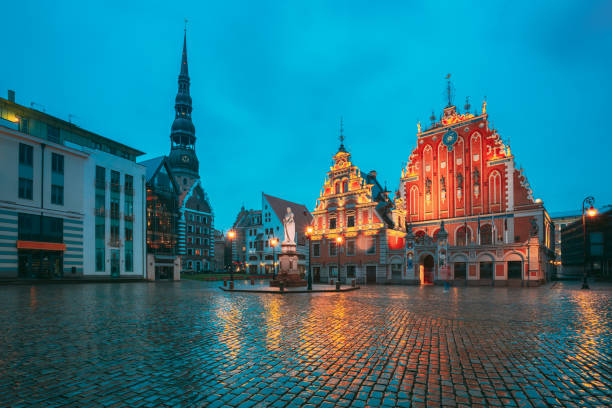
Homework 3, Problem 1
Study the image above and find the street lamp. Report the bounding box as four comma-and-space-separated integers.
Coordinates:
270, 237, 279, 279
582, 197, 597, 289
228, 230, 236, 283
306, 225, 314, 290
335, 235, 343, 285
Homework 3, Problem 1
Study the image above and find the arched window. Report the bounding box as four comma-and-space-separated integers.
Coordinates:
480, 224, 492, 245
335, 182, 340, 194
410, 185, 419, 216
432, 229, 440, 242
489, 171, 502, 205
342, 180, 348, 193
456, 226, 471, 246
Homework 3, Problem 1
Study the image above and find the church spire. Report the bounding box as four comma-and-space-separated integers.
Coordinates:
338, 116, 347, 153
168, 26, 199, 178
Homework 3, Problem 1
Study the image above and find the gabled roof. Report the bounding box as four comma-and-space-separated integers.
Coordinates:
263, 193, 313, 231
140, 156, 166, 182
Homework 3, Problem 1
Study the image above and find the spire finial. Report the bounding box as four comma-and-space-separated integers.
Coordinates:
464, 96, 471, 113
445, 73, 453, 107
184, 18, 188, 32
338, 116, 346, 152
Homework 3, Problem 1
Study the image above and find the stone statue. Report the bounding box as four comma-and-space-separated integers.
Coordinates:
282, 207, 296, 245
473, 168, 480, 185
530, 218, 539, 237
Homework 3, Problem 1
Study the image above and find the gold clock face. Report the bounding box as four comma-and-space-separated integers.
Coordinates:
181, 155, 190, 163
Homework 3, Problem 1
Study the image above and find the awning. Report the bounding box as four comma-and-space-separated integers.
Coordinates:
17, 241, 67, 251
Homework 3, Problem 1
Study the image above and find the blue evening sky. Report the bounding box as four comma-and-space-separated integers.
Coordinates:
2, 1, 611, 230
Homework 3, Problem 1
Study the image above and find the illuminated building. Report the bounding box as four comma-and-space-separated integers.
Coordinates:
550, 211, 581, 278
231, 194, 312, 275
310, 125, 405, 284
0, 91, 146, 279
398, 87, 554, 285
141, 156, 180, 280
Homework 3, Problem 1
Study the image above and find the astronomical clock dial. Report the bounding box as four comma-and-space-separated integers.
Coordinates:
181, 155, 190, 163
336, 157, 346, 168
443, 128, 458, 151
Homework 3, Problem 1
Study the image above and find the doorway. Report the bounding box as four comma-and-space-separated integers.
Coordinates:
366, 265, 377, 283
313, 266, 320, 283
508, 261, 522, 280
111, 250, 120, 277
422, 255, 434, 284
17, 250, 63, 279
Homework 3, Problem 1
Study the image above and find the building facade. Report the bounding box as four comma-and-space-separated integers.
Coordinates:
231, 194, 312, 276
561, 208, 611, 280
0, 92, 146, 278
398, 96, 554, 285
550, 211, 581, 278
142, 156, 181, 280
310, 138, 403, 284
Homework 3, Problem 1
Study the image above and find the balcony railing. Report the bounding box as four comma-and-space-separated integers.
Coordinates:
94, 208, 105, 217
110, 210, 120, 220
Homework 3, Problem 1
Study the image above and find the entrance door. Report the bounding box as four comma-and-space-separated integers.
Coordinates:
422, 255, 434, 284
508, 261, 522, 280
18, 253, 30, 278
111, 250, 120, 277
366, 266, 377, 284
454, 262, 466, 280
313, 266, 320, 283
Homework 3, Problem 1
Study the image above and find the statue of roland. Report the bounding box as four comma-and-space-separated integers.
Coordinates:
282, 207, 296, 245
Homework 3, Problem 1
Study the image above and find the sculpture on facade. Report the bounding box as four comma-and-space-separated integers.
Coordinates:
282, 207, 296, 245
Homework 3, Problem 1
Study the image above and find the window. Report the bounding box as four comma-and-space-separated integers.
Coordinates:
95, 219, 105, 239
342, 181, 348, 193
18, 213, 63, 243
196, 237, 201, 245
110, 198, 120, 219
51, 185, 64, 205
365, 237, 376, 254
95, 193, 105, 211
480, 224, 493, 245
346, 240, 355, 256
18, 178, 33, 200
188, 225, 193, 233
329, 242, 337, 256
110, 224, 120, 242
51, 153, 64, 174
203, 217, 208, 224
329, 218, 337, 229
347, 215, 355, 228
204, 238, 208, 246
19, 144, 33, 166
187, 248, 193, 255
124, 174, 133, 195
347, 265, 356, 278
313, 243, 320, 257
46, 125, 60, 143
480, 262, 493, 279
456, 226, 471, 246
96, 248, 105, 271
110, 170, 120, 192
124, 199, 133, 218
19, 118, 29, 133
335, 182, 340, 194
125, 249, 133, 272
125, 225, 133, 241
95, 166, 105, 189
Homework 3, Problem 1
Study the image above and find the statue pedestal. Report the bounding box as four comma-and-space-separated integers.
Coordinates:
270, 243, 306, 288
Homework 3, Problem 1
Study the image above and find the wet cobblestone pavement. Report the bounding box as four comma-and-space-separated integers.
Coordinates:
0, 281, 611, 407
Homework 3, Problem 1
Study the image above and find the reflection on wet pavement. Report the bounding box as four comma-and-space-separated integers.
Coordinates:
0, 280, 610, 407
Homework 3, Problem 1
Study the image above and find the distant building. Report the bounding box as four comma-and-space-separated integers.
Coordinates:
0, 91, 146, 278
213, 229, 225, 272
397, 95, 555, 285
231, 194, 312, 275
561, 208, 611, 279
141, 30, 215, 273
141, 156, 181, 280
550, 211, 581, 278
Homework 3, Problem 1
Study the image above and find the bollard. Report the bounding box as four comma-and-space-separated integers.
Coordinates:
229, 281, 234, 290
330, 278, 334, 286
336, 281, 340, 291
223, 279, 227, 287
279, 281, 285, 292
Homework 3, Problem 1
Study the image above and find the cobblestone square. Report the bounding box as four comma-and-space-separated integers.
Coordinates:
0, 281, 610, 407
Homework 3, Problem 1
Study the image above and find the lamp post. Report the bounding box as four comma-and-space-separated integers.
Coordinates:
270, 237, 279, 279
306, 226, 314, 290
582, 196, 597, 289
336, 235, 343, 285
228, 230, 236, 283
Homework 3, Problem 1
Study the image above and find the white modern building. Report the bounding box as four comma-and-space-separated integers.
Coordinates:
0, 91, 146, 279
